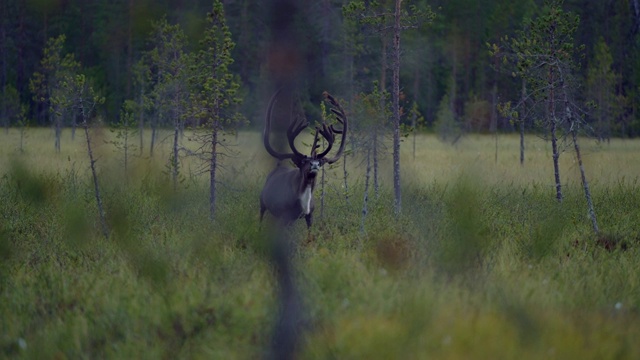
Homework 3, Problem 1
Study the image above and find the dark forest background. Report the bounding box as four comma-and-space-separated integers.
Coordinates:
1, 0, 639, 137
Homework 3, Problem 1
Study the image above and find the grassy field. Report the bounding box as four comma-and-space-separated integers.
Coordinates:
1, 127, 640, 359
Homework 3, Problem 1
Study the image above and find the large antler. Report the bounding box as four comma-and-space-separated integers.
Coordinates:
317, 91, 348, 164
263, 89, 308, 161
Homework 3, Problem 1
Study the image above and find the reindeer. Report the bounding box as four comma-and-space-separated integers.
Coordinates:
260, 90, 348, 229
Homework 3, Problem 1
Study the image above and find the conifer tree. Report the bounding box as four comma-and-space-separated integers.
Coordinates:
586, 38, 622, 143
189, 0, 243, 220
146, 18, 190, 189
29, 35, 80, 153
343, 0, 433, 216
510, 0, 581, 202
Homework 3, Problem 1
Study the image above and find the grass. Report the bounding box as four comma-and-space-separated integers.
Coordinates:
1, 127, 640, 359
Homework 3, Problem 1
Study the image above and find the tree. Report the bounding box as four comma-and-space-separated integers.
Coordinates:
344, 0, 434, 216
65, 73, 108, 239
1, 84, 21, 132
586, 37, 622, 142
189, 0, 243, 220
108, 100, 138, 177
510, 0, 582, 202
352, 84, 391, 234
146, 19, 190, 190
29, 35, 80, 153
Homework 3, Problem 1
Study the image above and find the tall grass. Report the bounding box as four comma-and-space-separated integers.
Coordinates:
1, 128, 639, 359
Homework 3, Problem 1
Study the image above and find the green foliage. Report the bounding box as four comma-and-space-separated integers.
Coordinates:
2, 132, 640, 358
1, 84, 22, 129
189, 0, 242, 130
343, 0, 435, 31
510, 0, 582, 97
108, 101, 139, 173
433, 93, 460, 141
586, 37, 624, 140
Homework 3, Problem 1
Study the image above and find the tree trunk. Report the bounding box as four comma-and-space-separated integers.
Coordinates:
343, 147, 350, 205
549, 62, 562, 202
375, 36, 386, 197
361, 147, 371, 235
551, 119, 562, 202
412, 66, 420, 160
320, 141, 326, 219
81, 102, 108, 239
491, 80, 498, 163
391, 0, 402, 216
150, 109, 158, 157
55, 113, 61, 153
172, 117, 180, 191
209, 122, 218, 220
572, 128, 599, 234
138, 86, 145, 156
520, 79, 526, 165
373, 127, 379, 197
563, 74, 598, 234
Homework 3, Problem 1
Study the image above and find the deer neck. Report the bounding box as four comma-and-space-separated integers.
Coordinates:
298, 172, 317, 215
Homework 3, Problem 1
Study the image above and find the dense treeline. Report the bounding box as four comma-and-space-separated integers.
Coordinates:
1, 0, 639, 137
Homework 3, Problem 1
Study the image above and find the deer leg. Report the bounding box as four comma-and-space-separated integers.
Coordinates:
305, 213, 312, 229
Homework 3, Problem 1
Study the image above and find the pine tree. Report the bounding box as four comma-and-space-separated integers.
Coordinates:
146, 19, 190, 190
344, 0, 434, 216
586, 37, 621, 143
29, 35, 80, 153
189, 0, 243, 220
510, 0, 581, 202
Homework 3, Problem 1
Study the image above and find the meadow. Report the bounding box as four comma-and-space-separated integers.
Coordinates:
1, 127, 640, 359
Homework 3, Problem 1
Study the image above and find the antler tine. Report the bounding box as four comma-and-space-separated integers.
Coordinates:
286, 116, 308, 158
315, 123, 336, 158
310, 126, 321, 156
263, 89, 296, 161
319, 92, 348, 164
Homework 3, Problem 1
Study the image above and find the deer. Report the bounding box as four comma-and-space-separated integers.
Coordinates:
259, 90, 348, 229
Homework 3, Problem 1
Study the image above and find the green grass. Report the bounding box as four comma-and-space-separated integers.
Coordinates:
1, 127, 640, 359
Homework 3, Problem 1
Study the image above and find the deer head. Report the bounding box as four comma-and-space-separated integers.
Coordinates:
259, 90, 348, 228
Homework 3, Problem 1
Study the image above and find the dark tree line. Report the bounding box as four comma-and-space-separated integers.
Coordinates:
1, 0, 639, 138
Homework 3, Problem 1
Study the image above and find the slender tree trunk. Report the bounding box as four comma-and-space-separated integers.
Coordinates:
343, 48, 353, 206
55, 113, 61, 153
138, 85, 145, 156
361, 147, 371, 235
549, 66, 562, 202
320, 162, 326, 219
391, 0, 402, 216
81, 102, 109, 239
343, 146, 350, 205
412, 66, 420, 160
562, 76, 598, 234
172, 116, 180, 190
71, 113, 76, 140
375, 36, 386, 197
491, 81, 498, 163
124, 126, 129, 175
520, 79, 526, 165
209, 122, 218, 220
572, 128, 599, 234
373, 128, 379, 197
150, 109, 158, 157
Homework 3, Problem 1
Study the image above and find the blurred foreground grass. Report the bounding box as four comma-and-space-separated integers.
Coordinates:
1, 128, 639, 359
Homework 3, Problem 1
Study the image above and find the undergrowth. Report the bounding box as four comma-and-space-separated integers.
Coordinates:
1, 148, 639, 359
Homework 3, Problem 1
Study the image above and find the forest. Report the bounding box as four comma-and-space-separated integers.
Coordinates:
1, 0, 639, 139
2, 1, 640, 358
